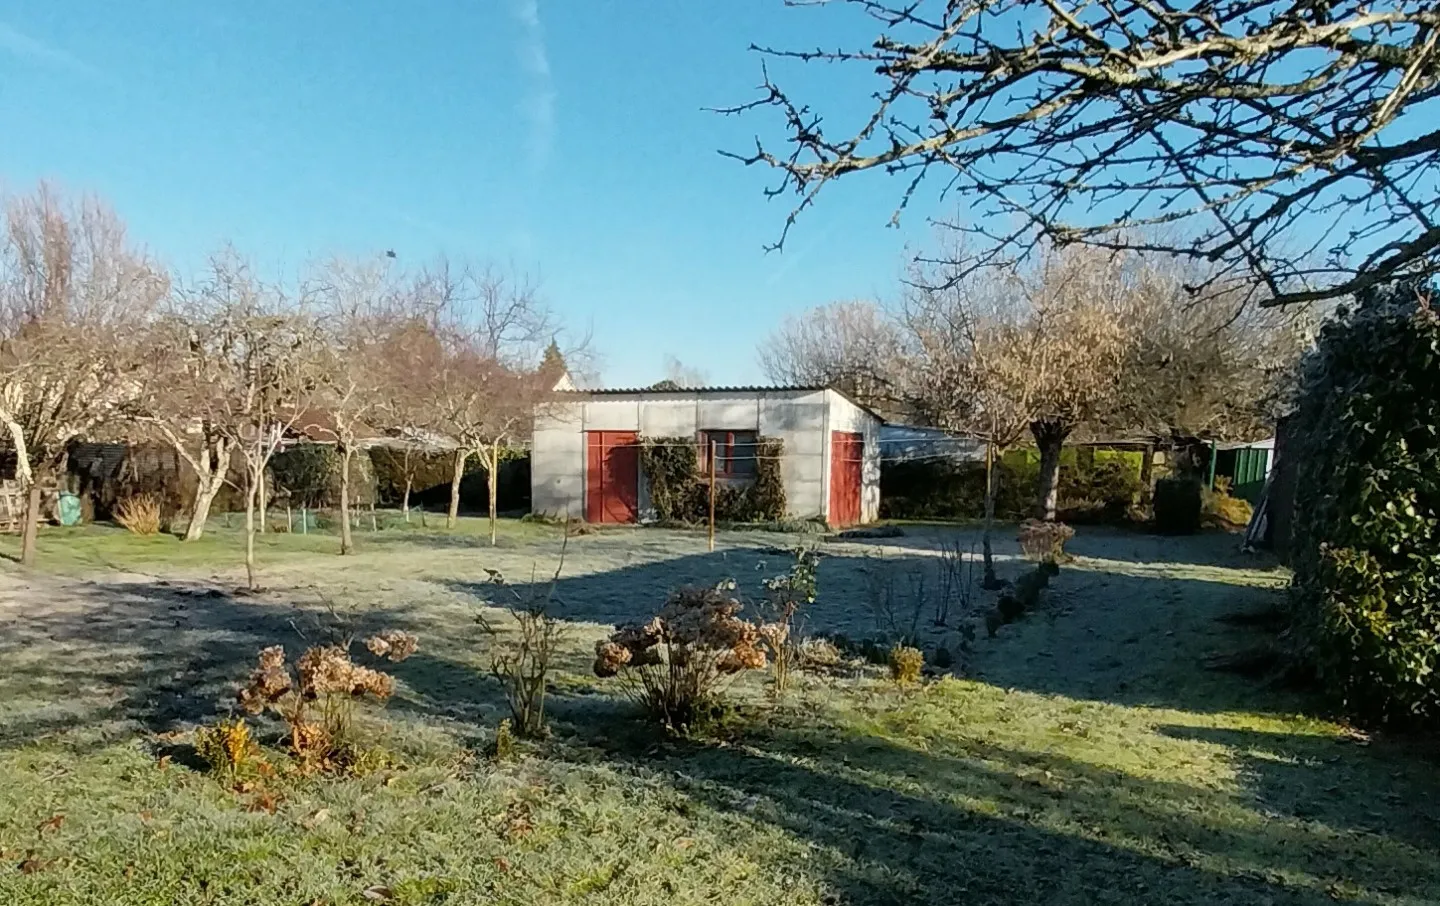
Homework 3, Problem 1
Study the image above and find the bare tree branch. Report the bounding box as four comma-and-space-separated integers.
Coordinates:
726, 0, 1440, 306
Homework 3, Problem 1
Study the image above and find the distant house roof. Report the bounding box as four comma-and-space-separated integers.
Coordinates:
556, 385, 886, 422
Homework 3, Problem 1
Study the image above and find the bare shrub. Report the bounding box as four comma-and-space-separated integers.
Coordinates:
113, 494, 163, 536
1018, 519, 1075, 564
757, 546, 820, 695
863, 554, 926, 644
237, 631, 416, 773
593, 581, 767, 730
933, 537, 977, 626
478, 561, 566, 740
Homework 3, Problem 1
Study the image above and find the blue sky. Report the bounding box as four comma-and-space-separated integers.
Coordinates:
0, 1, 939, 387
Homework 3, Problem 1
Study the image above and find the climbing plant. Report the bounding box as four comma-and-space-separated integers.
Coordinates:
639, 436, 787, 524
1288, 281, 1440, 727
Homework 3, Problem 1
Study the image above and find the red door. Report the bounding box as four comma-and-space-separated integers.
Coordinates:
829, 431, 864, 528
586, 431, 639, 524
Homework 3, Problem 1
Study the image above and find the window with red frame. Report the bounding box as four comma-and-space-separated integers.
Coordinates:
699, 430, 757, 478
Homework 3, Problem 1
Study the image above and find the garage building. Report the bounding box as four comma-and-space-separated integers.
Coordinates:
531, 386, 881, 526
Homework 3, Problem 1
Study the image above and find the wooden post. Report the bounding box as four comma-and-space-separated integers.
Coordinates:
370, 498, 378, 532
300, 505, 307, 535
708, 440, 717, 553
287, 504, 292, 533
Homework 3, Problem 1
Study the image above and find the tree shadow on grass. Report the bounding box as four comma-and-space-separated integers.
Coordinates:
594, 720, 1439, 905
1158, 723, 1440, 855
443, 540, 1302, 718
0, 576, 481, 752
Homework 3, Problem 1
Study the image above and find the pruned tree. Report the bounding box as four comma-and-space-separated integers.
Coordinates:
903, 268, 1044, 583
307, 256, 403, 555
170, 254, 326, 587
1105, 262, 1315, 445
725, 0, 1440, 307
423, 260, 559, 542
0, 186, 166, 564
130, 292, 238, 542
758, 299, 907, 413
1012, 250, 1133, 520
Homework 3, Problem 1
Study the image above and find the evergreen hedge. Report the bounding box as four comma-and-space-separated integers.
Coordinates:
1287, 283, 1440, 726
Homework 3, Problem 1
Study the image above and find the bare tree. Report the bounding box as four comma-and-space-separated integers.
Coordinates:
130, 292, 238, 542
725, 0, 1439, 307
307, 257, 403, 555
660, 355, 708, 389
758, 299, 907, 411
169, 254, 325, 587
904, 269, 1043, 583
423, 261, 558, 542
1105, 261, 1316, 445
0, 187, 166, 565
1012, 250, 1132, 520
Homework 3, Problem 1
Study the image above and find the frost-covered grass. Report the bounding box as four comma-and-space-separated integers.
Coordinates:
0, 524, 1436, 904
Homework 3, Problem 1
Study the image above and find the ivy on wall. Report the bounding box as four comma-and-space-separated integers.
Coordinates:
639, 436, 787, 524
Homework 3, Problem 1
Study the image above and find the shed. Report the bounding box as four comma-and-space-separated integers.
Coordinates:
531, 386, 882, 526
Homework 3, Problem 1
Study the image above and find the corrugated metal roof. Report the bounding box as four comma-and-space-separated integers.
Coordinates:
557, 385, 886, 422
561, 385, 830, 395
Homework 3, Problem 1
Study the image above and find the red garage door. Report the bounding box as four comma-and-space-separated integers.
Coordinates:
586, 431, 639, 524
829, 431, 863, 528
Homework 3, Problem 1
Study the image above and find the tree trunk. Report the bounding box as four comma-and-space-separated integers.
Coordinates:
183, 440, 230, 542
185, 478, 224, 541
1030, 419, 1070, 522
981, 440, 1004, 589
446, 448, 467, 529
244, 470, 259, 589
402, 476, 412, 522
257, 468, 267, 533
338, 444, 354, 555
19, 482, 41, 567
1139, 444, 1156, 512
487, 445, 499, 547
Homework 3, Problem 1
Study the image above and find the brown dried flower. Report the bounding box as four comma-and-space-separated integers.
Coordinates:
366, 629, 419, 663
238, 646, 293, 713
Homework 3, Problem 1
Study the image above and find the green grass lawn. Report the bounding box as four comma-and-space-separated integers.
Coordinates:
0, 512, 561, 577
0, 523, 1435, 904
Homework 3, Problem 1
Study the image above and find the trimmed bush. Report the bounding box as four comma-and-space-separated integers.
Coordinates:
1153, 477, 1203, 534
1288, 283, 1440, 726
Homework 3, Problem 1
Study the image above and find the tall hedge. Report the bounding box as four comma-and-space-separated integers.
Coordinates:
1288, 283, 1440, 726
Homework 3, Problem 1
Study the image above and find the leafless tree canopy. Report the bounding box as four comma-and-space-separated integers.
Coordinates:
724, 0, 1440, 306
758, 299, 908, 411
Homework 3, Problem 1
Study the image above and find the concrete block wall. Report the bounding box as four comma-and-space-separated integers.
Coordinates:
529, 390, 846, 521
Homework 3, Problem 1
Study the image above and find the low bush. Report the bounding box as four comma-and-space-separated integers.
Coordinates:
1154, 478, 1203, 534
888, 644, 924, 684
1203, 478, 1254, 530
113, 493, 163, 535
1017, 519, 1074, 563
593, 582, 767, 730
193, 717, 268, 784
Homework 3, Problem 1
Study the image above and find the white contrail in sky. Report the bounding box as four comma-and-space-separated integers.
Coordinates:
0, 20, 102, 79
512, 0, 555, 176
